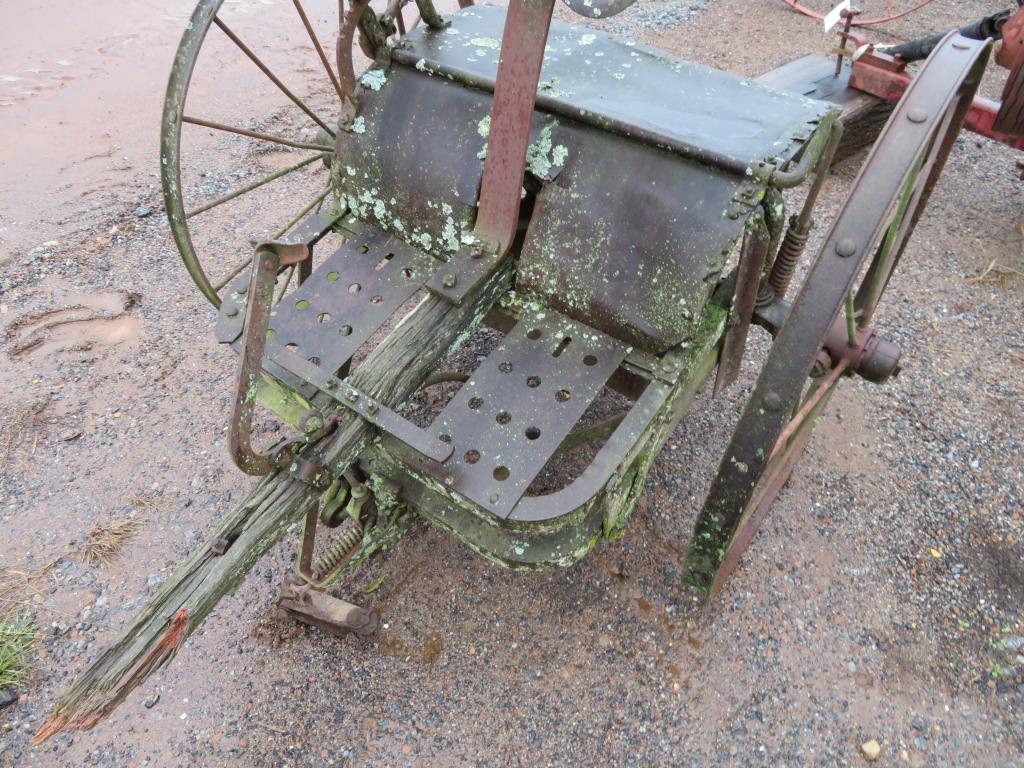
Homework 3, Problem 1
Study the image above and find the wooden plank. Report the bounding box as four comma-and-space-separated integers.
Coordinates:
34, 260, 513, 744
757, 54, 893, 162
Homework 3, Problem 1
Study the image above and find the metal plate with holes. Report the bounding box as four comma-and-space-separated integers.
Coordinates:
217, 227, 438, 390
419, 310, 629, 518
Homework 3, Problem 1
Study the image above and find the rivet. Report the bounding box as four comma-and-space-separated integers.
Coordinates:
835, 237, 857, 257
442, 273, 458, 288
489, 493, 500, 504
346, 389, 358, 402
952, 41, 969, 50
324, 379, 337, 390
727, 210, 739, 220
763, 392, 783, 412
907, 108, 928, 124
225, 306, 239, 318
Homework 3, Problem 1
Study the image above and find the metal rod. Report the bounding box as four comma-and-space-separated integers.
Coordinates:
275, 264, 296, 304
273, 185, 332, 239
213, 15, 335, 137
291, 0, 346, 101
211, 186, 332, 295
182, 115, 333, 152
844, 293, 857, 346
768, 358, 849, 464
185, 154, 322, 219
212, 254, 255, 294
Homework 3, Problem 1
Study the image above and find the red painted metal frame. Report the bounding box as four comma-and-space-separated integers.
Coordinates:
849, 45, 1024, 151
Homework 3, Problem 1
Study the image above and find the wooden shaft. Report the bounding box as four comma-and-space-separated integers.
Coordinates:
35, 261, 513, 743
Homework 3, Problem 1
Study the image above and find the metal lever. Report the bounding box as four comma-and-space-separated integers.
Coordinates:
228, 241, 310, 475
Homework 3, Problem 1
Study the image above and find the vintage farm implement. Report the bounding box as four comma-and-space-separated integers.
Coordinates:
35, 0, 1024, 741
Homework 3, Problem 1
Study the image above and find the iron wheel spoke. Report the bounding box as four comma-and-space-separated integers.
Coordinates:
213, 15, 335, 137
185, 153, 323, 219
183, 115, 333, 152
291, 0, 346, 101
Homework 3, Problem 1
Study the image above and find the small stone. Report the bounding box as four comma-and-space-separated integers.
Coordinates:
0, 688, 18, 711
861, 739, 881, 761
144, 692, 160, 709
135, 205, 152, 218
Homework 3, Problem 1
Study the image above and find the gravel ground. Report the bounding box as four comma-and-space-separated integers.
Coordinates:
1, 1, 1022, 766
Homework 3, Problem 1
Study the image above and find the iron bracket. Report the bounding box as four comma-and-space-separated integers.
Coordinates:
272, 347, 455, 465
425, 242, 503, 305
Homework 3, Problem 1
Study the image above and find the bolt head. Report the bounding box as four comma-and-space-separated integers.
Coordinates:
442, 273, 458, 289
366, 403, 379, 415
907, 108, 928, 124
835, 237, 857, 258
346, 389, 359, 402
763, 392, 783, 412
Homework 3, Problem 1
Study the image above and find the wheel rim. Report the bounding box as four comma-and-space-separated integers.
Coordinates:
161, 0, 399, 307
685, 32, 992, 598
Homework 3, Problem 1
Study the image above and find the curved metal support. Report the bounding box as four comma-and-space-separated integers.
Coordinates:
771, 113, 841, 189
684, 32, 992, 598
228, 242, 310, 476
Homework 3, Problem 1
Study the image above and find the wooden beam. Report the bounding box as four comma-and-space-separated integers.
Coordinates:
34, 261, 513, 744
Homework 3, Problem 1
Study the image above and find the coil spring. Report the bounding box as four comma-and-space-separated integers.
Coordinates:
768, 222, 810, 300
313, 520, 363, 577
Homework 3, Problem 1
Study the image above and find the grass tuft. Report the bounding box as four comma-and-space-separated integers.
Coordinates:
0, 616, 34, 690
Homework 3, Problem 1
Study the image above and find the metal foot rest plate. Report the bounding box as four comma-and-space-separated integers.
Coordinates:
217, 227, 437, 393
413, 310, 629, 518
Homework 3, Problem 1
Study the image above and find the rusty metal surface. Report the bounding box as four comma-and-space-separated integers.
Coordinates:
277, 579, 378, 637
713, 211, 770, 394
392, 5, 830, 173
274, 349, 455, 464
333, 65, 491, 261
473, 0, 555, 252
995, 40, 1024, 137
517, 121, 751, 352
219, 227, 437, 398
419, 309, 628, 518
228, 242, 309, 476
684, 33, 991, 596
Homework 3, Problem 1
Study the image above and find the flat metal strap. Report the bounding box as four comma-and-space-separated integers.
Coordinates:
272, 348, 454, 464
421, 310, 629, 517
219, 227, 438, 383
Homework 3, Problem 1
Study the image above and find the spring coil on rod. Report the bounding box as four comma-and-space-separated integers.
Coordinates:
313, 520, 363, 578
768, 220, 810, 299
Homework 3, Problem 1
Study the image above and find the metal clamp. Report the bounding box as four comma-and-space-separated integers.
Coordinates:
273, 347, 455, 465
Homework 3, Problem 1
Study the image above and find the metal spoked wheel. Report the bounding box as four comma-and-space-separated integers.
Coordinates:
160, 0, 419, 308
684, 32, 993, 598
